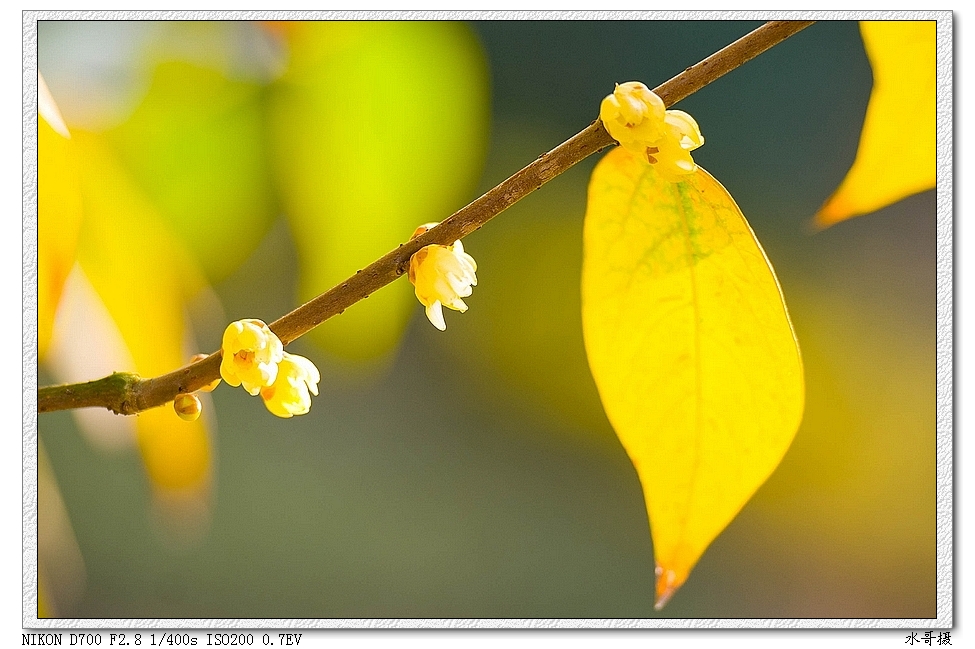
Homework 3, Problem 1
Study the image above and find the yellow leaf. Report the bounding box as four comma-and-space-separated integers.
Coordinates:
107, 58, 275, 282
582, 149, 804, 608
73, 132, 211, 495
815, 21, 936, 227
38, 105, 83, 360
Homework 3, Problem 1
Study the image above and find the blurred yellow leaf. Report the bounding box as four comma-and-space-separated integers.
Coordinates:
582, 149, 804, 608
73, 132, 211, 495
136, 407, 210, 492
269, 22, 489, 363
107, 59, 275, 282
38, 103, 83, 360
815, 21, 936, 227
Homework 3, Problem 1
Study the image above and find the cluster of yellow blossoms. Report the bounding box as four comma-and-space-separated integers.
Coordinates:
172, 319, 321, 421
599, 81, 705, 182
173, 219, 477, 420
407, 222, 478, 331
170, 83, 693, 423
220, 319, 320, 418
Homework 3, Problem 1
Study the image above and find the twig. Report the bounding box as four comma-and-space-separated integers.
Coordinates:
37, 20, 815, 416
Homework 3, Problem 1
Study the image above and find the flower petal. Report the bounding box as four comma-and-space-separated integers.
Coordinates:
665, 110, 704, 150
425, 301, 446, 331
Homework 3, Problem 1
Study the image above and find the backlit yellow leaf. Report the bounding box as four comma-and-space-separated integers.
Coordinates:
269, 22, 489, 363
106, 59, 275, 282
582, 149, 804, 608
38, 102, 83, 360
815, 21, 936, 227
73, 132, 212, 497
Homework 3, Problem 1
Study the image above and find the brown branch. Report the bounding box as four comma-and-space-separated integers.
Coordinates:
37, 20, 815, 416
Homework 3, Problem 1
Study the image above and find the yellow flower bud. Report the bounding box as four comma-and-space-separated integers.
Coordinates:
260, 352, 321, 418
219, 319, 284, 396
407, 223, 478, 331
174, 394, 202, 422
411, 222, 439, 239
600, 81, 666, 156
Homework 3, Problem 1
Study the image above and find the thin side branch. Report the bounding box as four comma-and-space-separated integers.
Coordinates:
37, 20, 815, 416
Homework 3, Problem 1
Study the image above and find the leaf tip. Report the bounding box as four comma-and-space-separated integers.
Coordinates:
811, 194, 856, 231
654, 564, 684, 611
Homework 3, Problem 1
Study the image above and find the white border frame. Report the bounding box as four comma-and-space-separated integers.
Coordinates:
23, 9, 954, 631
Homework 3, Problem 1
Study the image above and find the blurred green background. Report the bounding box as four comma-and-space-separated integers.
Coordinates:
36, 20, 936, 618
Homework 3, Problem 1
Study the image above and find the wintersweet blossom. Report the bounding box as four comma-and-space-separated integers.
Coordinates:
220, 319, 284, 396
600, 81, 667, 156
174, 394, 202, 422
260, 352, 321, 418
408, 222, 478, 331
600, 82, 705, 182
648, 110, 705, 182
